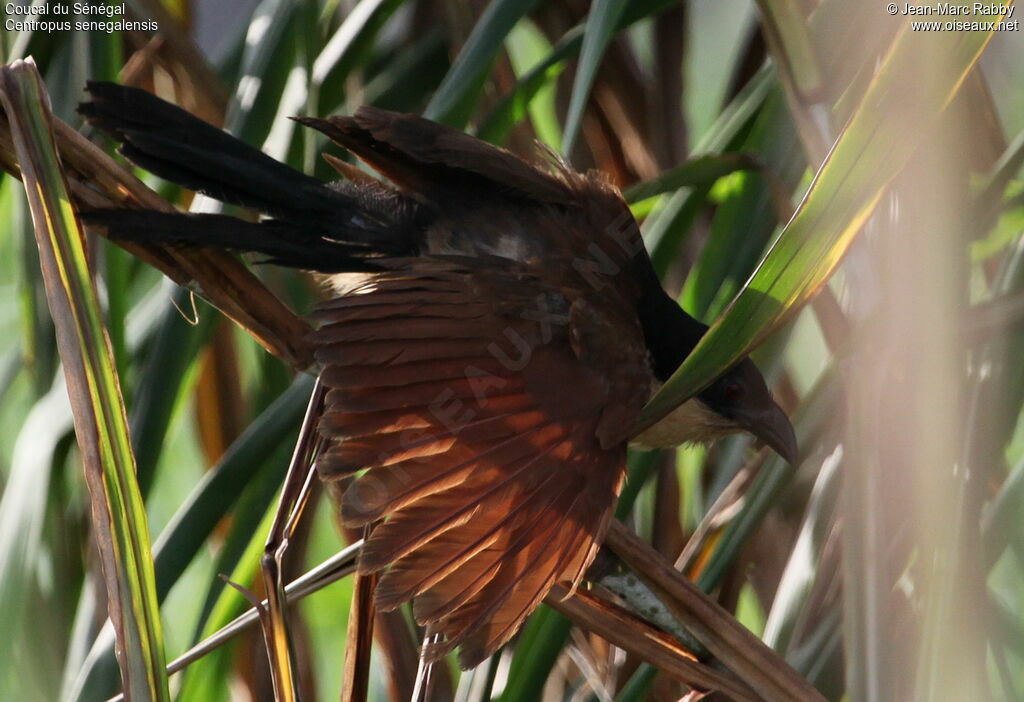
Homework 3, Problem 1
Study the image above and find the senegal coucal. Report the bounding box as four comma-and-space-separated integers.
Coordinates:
78, 82, 797, 669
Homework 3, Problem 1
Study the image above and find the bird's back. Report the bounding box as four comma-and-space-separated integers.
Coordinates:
302, 107, 648, 299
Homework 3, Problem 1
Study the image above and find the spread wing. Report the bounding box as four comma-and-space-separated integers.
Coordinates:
312, 260, 651, 668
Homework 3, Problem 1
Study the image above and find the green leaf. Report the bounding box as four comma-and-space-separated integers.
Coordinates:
423, 0, 541, 127
614, 664, 658, 702
132, 286, 219, 496
313, 0, 408, 97
227, 0, 303, 144
624, 153, 761, 206
0, 59, 170, 702
561, 0, 629, 154
762, 451, 841, 653
361, 29, 448, 114
695, 375, 835, 593
0, 380, 72, 684
65, 375, 310, 702
14, 170, 58, 397
474, 0, 682, 144
680, 89, 806, 321
177, 498, 282, 700
475, 25, 579, 145
616, 449, 662, 519
497, 605, 572, 702
755, 0, 823, 98
634, 13, 1006, 431
494, 19, 563, 149
642, 186, 711, 281
640, 65, 775, 279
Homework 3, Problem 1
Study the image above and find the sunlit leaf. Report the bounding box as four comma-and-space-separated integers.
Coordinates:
0, 59, 170, 702
641, 65, 775, 277
177, 498, 281, 700
681, 90, 805, 321
634, 12, 1006, 431
492, 19, 563, 149
624, 153, 760, 206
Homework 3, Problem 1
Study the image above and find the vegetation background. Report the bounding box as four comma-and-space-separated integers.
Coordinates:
1, 0, 1023, 701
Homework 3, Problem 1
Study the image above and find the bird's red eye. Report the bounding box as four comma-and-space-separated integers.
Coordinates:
724, 383, 743, 403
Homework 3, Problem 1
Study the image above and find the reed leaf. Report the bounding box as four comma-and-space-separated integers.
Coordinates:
0, 58, 169, 702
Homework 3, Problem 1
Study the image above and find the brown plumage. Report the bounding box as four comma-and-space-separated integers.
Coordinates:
285, 109, 654, 667
312, 262, 649, 667
79, 82, 798, 670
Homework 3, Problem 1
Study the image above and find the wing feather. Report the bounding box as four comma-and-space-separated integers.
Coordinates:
295, 110, 575, 206
314, 264, 650, 667
392, 468, 575, 615
321, 356, 509, 390
345, 422, 566, 531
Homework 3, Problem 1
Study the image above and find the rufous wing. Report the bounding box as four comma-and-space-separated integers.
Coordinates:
312, 260, 650, 668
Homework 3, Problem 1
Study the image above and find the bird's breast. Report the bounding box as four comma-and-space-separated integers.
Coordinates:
630, 397, 735, 450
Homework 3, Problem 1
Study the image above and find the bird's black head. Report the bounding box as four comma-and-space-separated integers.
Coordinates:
695, 357, 798, 464
635, 285, 798, 464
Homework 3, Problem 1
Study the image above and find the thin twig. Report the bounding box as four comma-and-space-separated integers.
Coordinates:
411, 632, 445, 702
341, 524, 377, 702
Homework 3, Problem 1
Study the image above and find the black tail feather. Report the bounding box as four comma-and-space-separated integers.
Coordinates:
82, 209, 386, 272
79, 81, 342, 220
78, 82, 424, 270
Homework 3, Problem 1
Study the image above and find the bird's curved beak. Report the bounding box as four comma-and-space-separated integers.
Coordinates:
737, 401, 799, 465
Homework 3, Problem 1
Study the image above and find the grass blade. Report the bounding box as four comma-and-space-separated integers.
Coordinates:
561, 0, 629, 154
496, 606, 571, 702
0, 379, 73, 697
475, 0, 685, 147
475, 24, 578, 145
0, 58, 169, 701
66, 375, 312, 701
680, 91, 805, 320
623, 153, 761, 205
131, 285, 219, 496
482, 19, 564, 148
423, 0, 541, 126
695, 374, 836, 592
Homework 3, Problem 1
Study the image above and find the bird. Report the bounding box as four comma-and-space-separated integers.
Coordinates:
78, 81, 797, 670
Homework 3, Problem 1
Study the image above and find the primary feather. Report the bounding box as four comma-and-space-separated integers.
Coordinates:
312, 266, 648, 667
